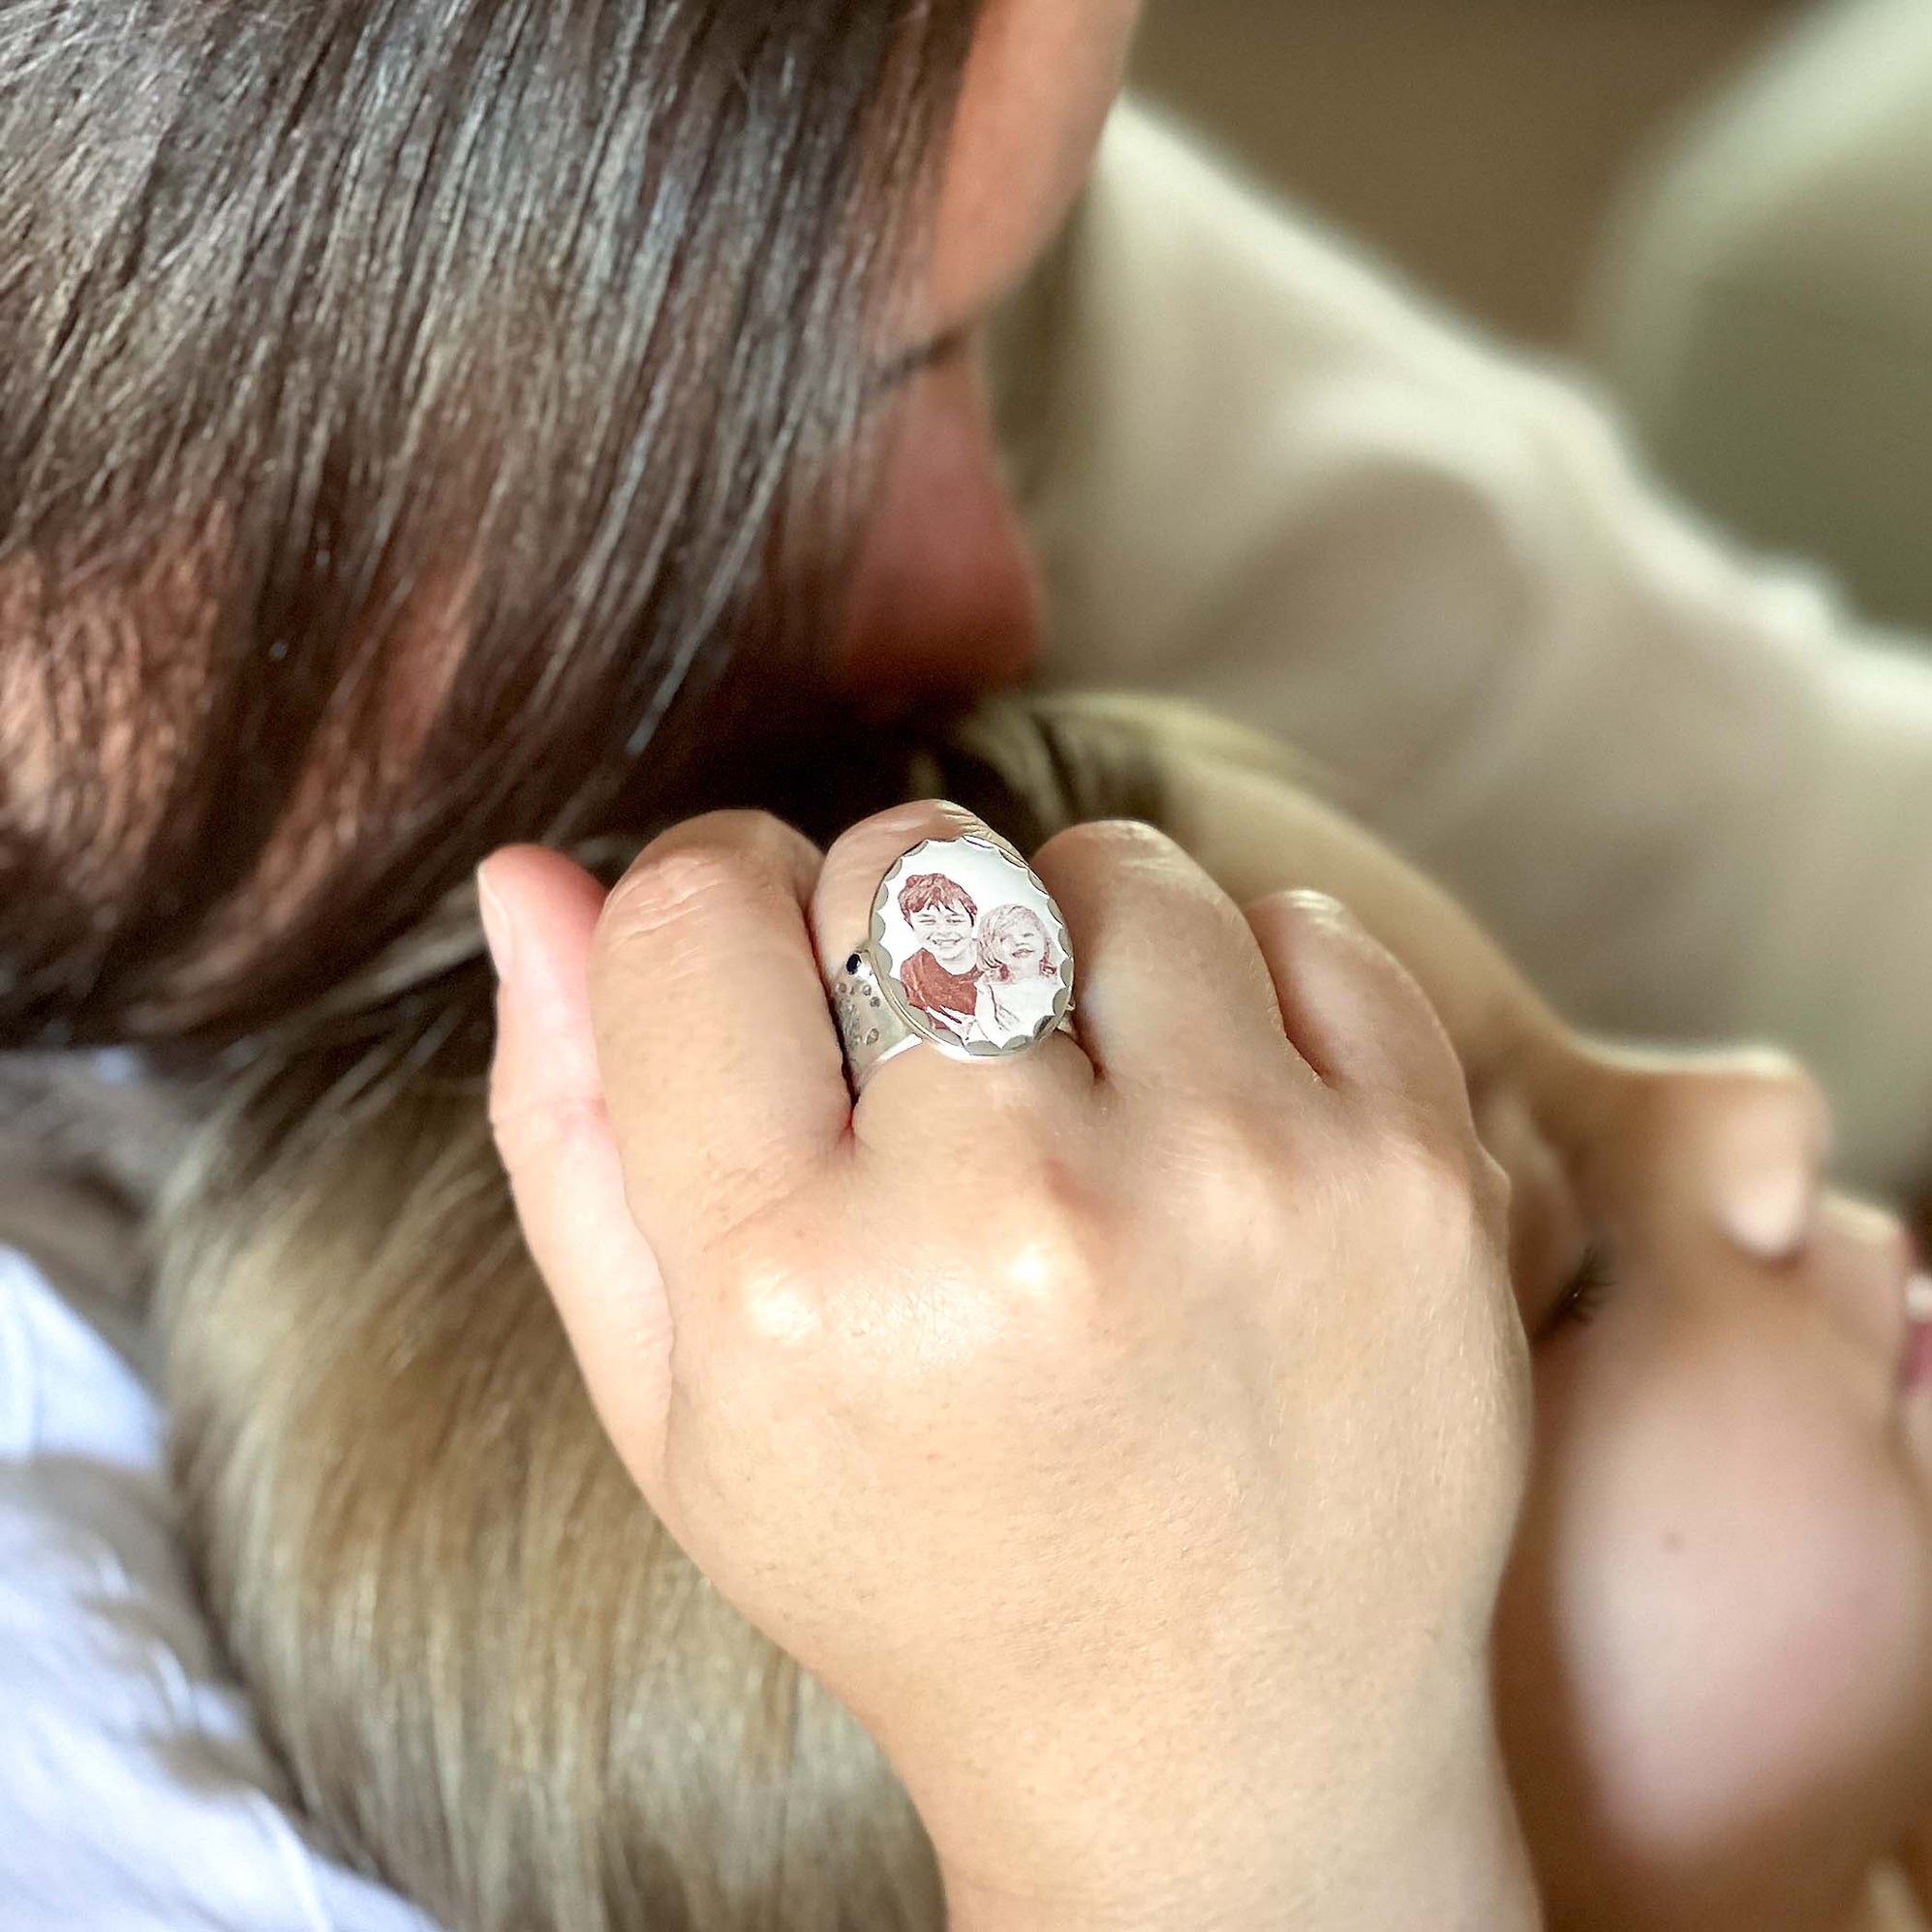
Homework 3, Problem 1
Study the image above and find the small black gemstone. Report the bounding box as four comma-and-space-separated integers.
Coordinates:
846, 955, 863, 974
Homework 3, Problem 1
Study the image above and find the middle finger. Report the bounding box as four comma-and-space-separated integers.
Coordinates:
811, 801, 1096, 1128
1031, 816, 1315, 1098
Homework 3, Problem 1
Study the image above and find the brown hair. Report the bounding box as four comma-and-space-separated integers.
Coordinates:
0, 15, 1202, 1926
897, 872, 978, 923
0, 0, 982, 1054
0, 5, 1201, 1921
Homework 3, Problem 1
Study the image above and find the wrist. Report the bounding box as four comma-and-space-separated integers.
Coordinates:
1333, 1731, 1543, 1932
929, 1666, 1540, 1932
935, 1738, 1539, 1932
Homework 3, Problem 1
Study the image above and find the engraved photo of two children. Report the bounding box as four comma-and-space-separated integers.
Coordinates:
887, 869, 1065, 1050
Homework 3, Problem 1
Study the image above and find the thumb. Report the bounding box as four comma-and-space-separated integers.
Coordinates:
479, 843, 673, 1508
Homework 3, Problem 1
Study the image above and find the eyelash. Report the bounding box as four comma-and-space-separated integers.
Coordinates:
1541, 1237, 1617, 1337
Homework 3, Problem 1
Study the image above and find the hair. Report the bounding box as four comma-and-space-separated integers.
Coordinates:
0, 11, 1192, 1925
151, 694, 1166, 1932
896, 873, 977, 924
0, 0, 983, 1054
977, 903, 1054, 979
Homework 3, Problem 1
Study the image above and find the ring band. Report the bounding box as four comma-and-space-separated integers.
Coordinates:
832, 951, 928, 1090
831, 828, 1077, 1095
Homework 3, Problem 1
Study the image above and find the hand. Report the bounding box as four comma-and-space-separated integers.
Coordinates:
480, 800, 1538, 1931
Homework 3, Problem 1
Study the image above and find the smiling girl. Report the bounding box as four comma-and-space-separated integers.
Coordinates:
971, 903, 1060, 1044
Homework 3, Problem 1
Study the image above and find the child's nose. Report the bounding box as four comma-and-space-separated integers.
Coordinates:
1697, 1053, 1834, 1261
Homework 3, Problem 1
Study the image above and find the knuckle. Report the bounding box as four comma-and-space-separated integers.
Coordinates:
1038, 815, 1182, 874
896, 1162, 1117, 1349
974, 1166, 1115, 1314
833, 799, 974, 855
1259, 885, 1355, 934
1254, 886, 1383, 970
1161, 1097, 1296, 1237
700, 1211, 836, 1358
600, 816, 797, 944
699, 1197, 834, 1352
1373, 1123, 1487, 1239
488, 1085, 610, 1172
602, 847, 745, 944
720, 1252, 829, 1356
712, 1169, 1118, 1373
1738, 1050, 1833, 1151
820, 803, 977, 905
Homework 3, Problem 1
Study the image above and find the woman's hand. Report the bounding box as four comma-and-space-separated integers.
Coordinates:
479, 801, 1538, 1932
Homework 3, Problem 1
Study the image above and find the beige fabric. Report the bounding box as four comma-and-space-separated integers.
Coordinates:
1010, 100, 1932, 1196
1591, 0, 1932, 634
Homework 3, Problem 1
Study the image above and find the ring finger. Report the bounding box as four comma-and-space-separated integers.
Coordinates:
811, 800, 1094, 1129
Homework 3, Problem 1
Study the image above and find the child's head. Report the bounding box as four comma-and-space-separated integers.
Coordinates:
976, 902, 1054, 979
898, 873, 979, 962
1480, 1039, 1932, 1928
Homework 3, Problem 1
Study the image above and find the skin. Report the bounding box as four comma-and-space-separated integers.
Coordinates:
837, 0, 1144, 704
1128, 703, 1932, 1931
495, 0, 1932, 1918
480, 806, 1543, 1932
1492, 1048, 1932, 1932
487, 687, 1932, 1928
482, 0, 1932, 1900
34, 0, 1928, 1908
857, 3, 1932, 1893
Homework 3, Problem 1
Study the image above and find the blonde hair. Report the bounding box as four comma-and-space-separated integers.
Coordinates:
976, 904, 1055, 980
149, 695, 1166, 1931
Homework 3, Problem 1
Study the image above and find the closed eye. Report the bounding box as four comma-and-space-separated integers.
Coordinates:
1536, 1236, 1617, 1341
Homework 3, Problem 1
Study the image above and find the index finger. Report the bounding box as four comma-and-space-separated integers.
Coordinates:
588, 811, 849, 1268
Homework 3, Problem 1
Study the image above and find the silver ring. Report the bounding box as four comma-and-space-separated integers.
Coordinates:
831, 830, 1076, 1095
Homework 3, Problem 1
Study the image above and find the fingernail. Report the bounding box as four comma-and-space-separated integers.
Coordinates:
923, 799, 986, 839
476, 863, 518, 982
1282, 888, 1349, 925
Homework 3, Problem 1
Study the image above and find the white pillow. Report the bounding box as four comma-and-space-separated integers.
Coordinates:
0, 1242, 437, 1932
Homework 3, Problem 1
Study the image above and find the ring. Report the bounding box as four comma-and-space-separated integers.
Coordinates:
831, 829, 1077, 1095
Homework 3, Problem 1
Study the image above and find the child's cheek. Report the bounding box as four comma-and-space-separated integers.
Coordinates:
1541, 1359, 1930, 1875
